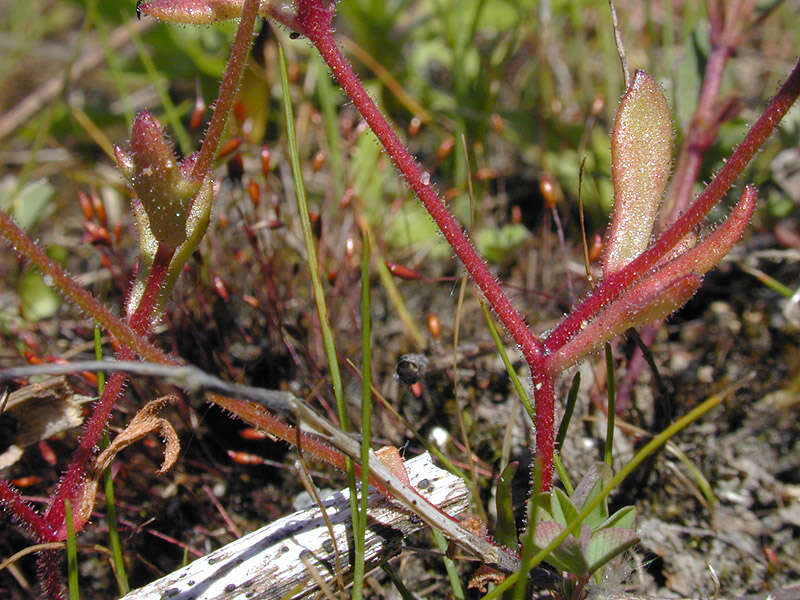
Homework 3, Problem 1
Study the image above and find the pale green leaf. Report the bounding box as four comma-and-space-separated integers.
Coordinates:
604, 70, 673, 275
585, 527, 639, 576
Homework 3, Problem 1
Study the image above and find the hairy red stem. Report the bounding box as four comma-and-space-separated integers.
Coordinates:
0, 480, 53, 540
532, 373, 556, 491
191, 0, 260, 182
299, 6, 544, 367
128, 244, 175, 333
44, 245, 174, 535
298, 6, 545, 364
295, 0, 553, 484
210, 394, 349, 471
41, 368, 129, 536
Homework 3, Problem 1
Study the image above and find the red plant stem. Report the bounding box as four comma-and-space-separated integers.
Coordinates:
38, 549, 64, 600
210, 394, 349, 471
1, 1, 260, 567
659, 3, 743, 228
0, 211, 171, 365
128, 243, 174, 333
532, 374, 555, 491
43, 245, 174, 534
42, 367, 129, 536
212, 393, 480, 501
191, 0, 260, 182
0, 480, 53, 540
545, 57, 800, 354
295, 0, 555, 485
300, 7, 545, 370
0, 219, 179, 542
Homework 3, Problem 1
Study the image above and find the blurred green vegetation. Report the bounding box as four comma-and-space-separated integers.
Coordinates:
2, 1, 797, 238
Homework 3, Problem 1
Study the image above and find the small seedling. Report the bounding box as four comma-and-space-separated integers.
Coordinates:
530, 463, 637, 600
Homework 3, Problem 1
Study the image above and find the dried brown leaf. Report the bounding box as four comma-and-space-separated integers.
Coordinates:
74, 396, 181, 526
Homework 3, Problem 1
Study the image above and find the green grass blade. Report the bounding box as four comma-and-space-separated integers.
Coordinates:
64, 499, 80, 600
554, 371, 580, 494
454, 276, 487, 523
94, 323, 106, 394
555, 372, 581, 449
740, 264, 795, 297
495, 461, 519, 549
278, 42, 359, 594
432, 529, 465, 600
668, 442, 716, 509
553, 453, 573, 497
381, 562, 418, 600
480, 302, 535, 422
604, 343, 616, 468
352, 229, 373, 599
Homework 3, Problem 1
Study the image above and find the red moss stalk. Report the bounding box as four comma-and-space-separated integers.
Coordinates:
659, 1, 753, 227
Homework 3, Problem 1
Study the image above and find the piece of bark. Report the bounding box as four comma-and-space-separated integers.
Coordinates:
122, 452, 469, 600
0, 376, 91, 470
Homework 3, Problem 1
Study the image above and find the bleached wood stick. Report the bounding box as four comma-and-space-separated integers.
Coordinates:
2, 360, 522, 572
121, 453, 469, 600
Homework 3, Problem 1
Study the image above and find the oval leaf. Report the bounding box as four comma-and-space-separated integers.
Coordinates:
604, 70, 673, 275
585, 527, 639, 575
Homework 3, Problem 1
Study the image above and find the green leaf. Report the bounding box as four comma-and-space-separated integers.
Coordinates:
550, 486, 579, 529
19, 268, 62, 321
238, 65, 270, 145
495, 461, 519, 549
384, 200, 449, 257
475, 223, 530, 264
165, 25, 229, 77
530, 491, 553, 525
585, 527, 639, 576
352, 128, 388, 225
532, 521, 587, 575
604, 70, 673, 275
570, 462, 613, 529
597, 505, 636, 531
0, 176, 55, 230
